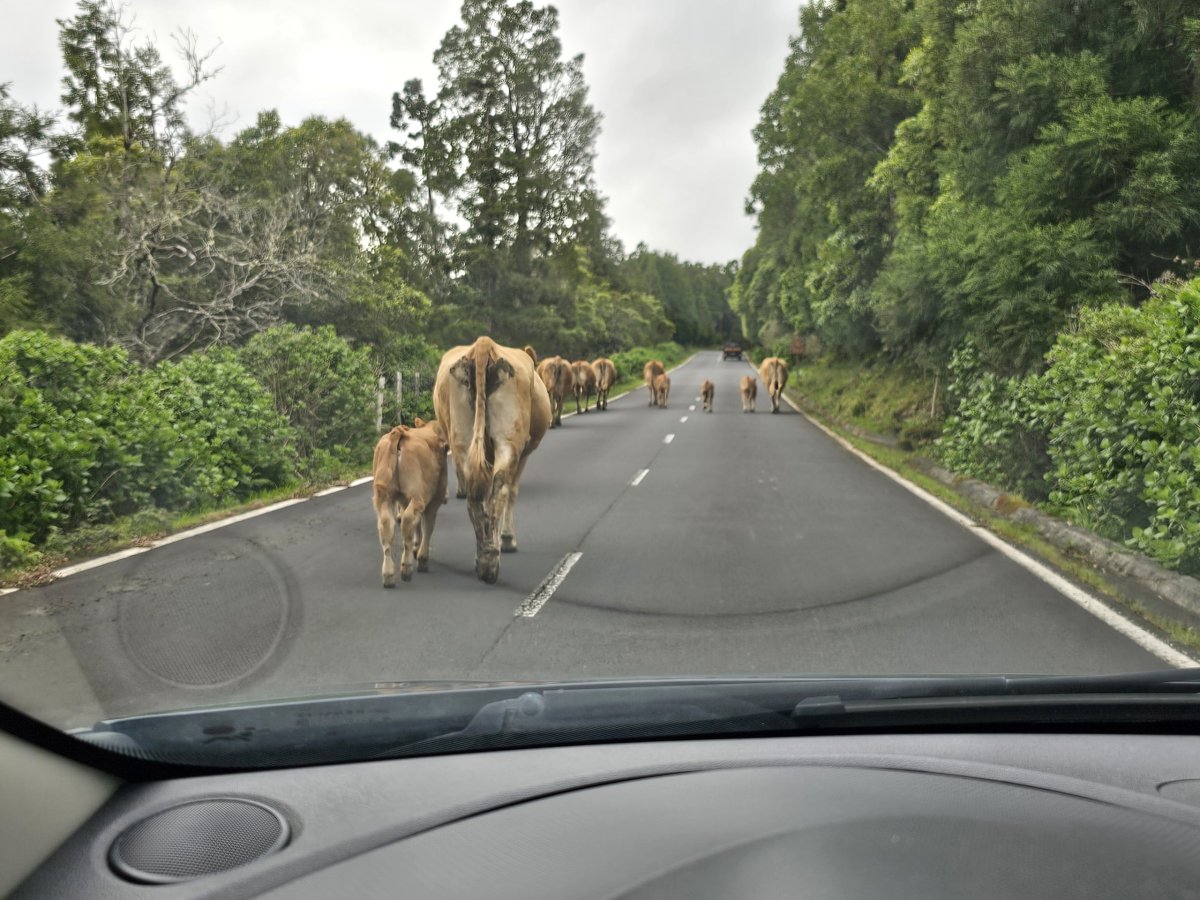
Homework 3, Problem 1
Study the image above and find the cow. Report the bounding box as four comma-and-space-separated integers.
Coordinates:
759, 357, 789, 413
644, 359, 665, 406
523, 345, 538, 366
740, 374, 757, 413
700, 379, 714, 413
371, 418, 448, 588
571, 359, 597, 414
537, 355, 575, 427
653, 372, 671, 409
434, 336, 551, 584
592, 357, 617, 410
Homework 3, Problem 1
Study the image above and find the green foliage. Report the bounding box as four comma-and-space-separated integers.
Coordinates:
937, 342, 1052, 500
940, 281, 1200, 575
149, 350, 298, 504
0, 330, 299, 556
236, 325, 377, 474
609, 342, 688, 385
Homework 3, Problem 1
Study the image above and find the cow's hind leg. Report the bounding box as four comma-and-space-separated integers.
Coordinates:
399, 498, 425, 583
375, 491, 398, 588
417, 501, 439, 572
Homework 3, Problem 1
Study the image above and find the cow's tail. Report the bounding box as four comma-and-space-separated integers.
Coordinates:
466, 340, 493, 500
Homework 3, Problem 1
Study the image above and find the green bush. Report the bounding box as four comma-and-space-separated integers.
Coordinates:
237, 325, 377, 473
0, 330, 177, 542
939, 281, 1200, 575
937, 341, 1052, 501
610, 342, 688, 383
149, 349, 298, 506
1042, 285, 1200, 573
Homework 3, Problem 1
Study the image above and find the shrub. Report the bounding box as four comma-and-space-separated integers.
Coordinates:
149, 349, 298, 506
237, 325, 377, 473
0, 330, 178, 541
1041, 285, 1200, 573
937, 341, 1052, 501
610, 342, 687, 383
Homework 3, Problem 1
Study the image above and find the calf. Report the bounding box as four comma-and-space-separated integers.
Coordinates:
653, 372, 671, 409
371, 419, 448, 587
700, 379, 714, 413
740, 375, 757, 413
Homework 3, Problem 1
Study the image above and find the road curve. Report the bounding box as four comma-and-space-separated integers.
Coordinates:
0, 353, 1170, 727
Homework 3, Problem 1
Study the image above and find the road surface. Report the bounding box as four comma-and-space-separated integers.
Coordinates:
0, 353, 1175, 729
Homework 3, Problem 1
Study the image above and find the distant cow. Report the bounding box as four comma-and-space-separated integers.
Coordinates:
644, 359, 665, 406
592, 357, 617, 410
434, 336, 551, 584
740, 375, 757, 413
371, 418, 448, 588
653, 372, 671, 409
571, 359, 598, 414
759, 357, 789, 414
537, 355, 575, 427
700, 379, 714, 413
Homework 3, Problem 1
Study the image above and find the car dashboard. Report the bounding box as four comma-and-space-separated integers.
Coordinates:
13, 730, 1200, 898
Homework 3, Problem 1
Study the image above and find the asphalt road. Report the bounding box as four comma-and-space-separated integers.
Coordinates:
0, 353, 1172, 729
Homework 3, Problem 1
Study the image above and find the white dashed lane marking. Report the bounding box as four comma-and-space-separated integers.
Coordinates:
664, 433, 675, 444
631, 469, 650, 486
516, 552, 583, 618
680, 416, 688, 423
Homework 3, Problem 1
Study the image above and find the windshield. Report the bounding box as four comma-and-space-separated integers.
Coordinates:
2, 0, 1199, 767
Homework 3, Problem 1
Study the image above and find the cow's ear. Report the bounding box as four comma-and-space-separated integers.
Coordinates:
413, 416, 426, 427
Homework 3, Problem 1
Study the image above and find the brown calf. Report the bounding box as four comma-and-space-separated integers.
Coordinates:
740, 375, 757, 413
700, 379, 714, 413
371, 419, 448, 587
653, 372, 671, 409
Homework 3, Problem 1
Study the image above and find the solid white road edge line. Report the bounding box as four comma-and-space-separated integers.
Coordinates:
631, 469, 650, 486
663, 433, 675, 444
517, 551, 583, 618
773, 380, 1196, 666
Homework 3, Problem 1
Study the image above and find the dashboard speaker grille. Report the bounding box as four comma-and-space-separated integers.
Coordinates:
109, 798, 289, 884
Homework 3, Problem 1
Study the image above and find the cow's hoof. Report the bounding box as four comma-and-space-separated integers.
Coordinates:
476, 552, 500, 584
400, 568, 413, 583
417, 559, 429, 573
382, 578, 396, 589
501, 535, 518, 553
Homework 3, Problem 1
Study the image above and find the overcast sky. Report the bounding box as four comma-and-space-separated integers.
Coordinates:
3, 1, 798, 264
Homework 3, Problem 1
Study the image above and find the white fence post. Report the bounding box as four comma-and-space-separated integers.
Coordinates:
375, 375, 386, 433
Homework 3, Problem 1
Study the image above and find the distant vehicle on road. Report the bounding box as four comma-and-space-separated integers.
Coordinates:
722, 340, 743, 360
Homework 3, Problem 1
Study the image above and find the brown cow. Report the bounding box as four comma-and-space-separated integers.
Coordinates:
653, 372, 671, 409
644, 359, 665, 406
700, 379, 714, 413
759, 357, 789, 413
739, 374, 757, 413
371, 419, 448, 587
571, 359, 597, 414
592, 357, 617, 410
537, 355, 575, 427
434, 336, 551, 584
